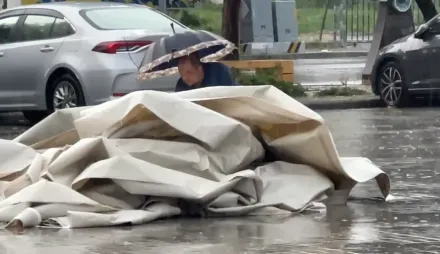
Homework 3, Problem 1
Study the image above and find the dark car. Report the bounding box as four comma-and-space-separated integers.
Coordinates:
371, 14, 440, 107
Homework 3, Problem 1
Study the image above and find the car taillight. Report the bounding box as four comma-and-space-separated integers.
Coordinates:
92, 41, 152, 54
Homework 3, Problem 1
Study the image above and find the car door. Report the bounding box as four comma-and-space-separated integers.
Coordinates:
6, 9, 68, 109
426, 19, 440, 89
6, 13, 57, 108
0, 14, 26, 109
409, 17, 440, 91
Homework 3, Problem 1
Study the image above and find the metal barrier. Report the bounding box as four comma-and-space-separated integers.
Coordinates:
345, 0, 440, 43
345, 0, 378, 43
298, 0, 440, 43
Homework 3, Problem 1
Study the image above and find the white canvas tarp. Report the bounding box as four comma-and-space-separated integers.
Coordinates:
0, 85, 390, 229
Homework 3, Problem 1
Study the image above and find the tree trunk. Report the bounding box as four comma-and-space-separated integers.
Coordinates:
221, 0, 240, 60
415, 0, 438, 22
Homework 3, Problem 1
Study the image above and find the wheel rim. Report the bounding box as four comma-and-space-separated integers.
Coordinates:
380, 66, 403, 105
53, 81, 78, 110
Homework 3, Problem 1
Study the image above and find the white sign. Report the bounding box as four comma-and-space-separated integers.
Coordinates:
252, 42, 274, 49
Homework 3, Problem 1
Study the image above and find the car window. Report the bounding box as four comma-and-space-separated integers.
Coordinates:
51, 18, 74, 38
0, 16, 20, 44
23, 15, 56, 41
79, 7, 186, 32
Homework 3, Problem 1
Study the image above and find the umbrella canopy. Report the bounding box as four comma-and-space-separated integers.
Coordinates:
137, 30, 235, 80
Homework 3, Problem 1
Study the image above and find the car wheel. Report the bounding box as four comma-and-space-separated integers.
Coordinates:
22, 73, 85, 125
378, 61, 409, 107
49, 73, 86, 111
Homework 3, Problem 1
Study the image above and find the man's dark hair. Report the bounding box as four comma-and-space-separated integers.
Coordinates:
178, 53, 201, 67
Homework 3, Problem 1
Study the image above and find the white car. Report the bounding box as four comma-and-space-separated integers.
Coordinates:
0, 2, 184, 123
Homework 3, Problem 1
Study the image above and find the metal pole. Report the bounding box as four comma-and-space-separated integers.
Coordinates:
333, 5, 337, 41
335, 0, 347, 45
158, 0, 167, 14
319, 0, 331, 41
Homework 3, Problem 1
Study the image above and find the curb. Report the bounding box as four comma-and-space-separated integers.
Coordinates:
294, 51, 368, 59
240, 51, 368, 60
298, 96, 385, 110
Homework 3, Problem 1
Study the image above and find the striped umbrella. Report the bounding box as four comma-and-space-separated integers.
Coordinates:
137, 29, 235, 80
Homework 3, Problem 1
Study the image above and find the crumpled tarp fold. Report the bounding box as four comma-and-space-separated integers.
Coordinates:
0, 85, 390, 229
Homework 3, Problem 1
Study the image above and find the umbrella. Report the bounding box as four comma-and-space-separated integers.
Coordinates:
137, 29, 235, 80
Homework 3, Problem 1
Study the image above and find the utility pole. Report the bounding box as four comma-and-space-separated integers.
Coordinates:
221, 0, 240, 60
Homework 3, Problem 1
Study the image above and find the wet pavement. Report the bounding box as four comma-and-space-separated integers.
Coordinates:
1, 108, 440, 253
295, 57, 365, 86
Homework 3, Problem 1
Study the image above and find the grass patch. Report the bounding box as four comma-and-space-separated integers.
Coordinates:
235, 67, 307, 98
314, 86, 367, 97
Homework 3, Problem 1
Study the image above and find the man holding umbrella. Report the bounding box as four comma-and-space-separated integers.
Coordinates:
175, 53, 235, 92
138, 29, 238, 91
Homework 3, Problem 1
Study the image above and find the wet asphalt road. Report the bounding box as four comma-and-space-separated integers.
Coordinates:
1, 108, 440, 253
294, 57, 366, 86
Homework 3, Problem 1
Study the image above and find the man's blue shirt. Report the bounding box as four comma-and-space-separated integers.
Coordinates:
175, 62, 236, 92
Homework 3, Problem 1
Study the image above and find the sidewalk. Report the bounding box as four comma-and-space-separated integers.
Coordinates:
241, 42, 370, 60
298, 94, 385, 110
242, 51, 368, 60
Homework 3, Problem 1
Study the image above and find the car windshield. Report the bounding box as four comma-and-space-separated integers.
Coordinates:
79, 7, 186, 31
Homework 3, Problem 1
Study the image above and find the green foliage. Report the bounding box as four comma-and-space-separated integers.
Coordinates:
236, 66, 307, 98
296, 0, 339, 8
180, 10, 202, 27
168, 3, 221, 34
314, 86, 367, 97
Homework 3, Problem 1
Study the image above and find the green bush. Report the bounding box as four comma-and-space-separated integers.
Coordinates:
168, 3, 221, 34
236, 67, 307, 98
314, 86, 367, 97
179, 10, 202, 27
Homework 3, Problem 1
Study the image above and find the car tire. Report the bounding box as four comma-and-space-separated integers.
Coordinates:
48, 73, 86, 112
377, 61, 409, 107
22, 73, 86, 125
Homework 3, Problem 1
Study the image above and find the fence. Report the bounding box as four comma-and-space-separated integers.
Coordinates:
5, 0, 439, 43
2, 0, 203, 9
296, 0, 440, 43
